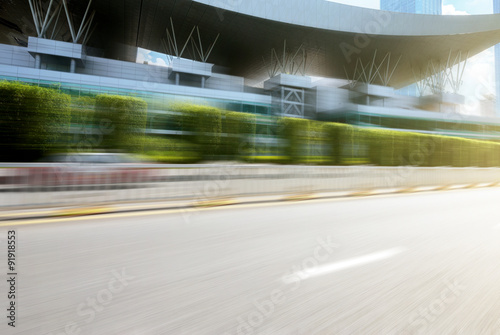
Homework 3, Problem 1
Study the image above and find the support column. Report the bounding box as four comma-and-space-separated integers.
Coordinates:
70, 59, 76, 73
201, 76, 205, 88
175, 73, 180, 85
35, 54, 41, 69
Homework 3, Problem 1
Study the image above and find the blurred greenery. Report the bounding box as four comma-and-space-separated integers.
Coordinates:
71, 96, 95, 126
140, 136, 201, 163
170, 104, 257, 160
279, 116, 500, 167
279, 117, 309, 164
171, 103, 223, 159
223, 112, 256, 158
94, 94, 148, 152
1, 81, 499, 167
0, 81, 71, 161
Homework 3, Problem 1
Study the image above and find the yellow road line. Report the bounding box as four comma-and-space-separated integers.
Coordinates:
0, 190, 442, 227
0, 201, 193, 219
1, 185, 497, 228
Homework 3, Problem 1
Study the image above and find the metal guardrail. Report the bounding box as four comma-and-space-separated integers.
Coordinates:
0, 164, 499, 209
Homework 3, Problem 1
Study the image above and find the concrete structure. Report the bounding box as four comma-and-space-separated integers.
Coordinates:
1, 0, 500, 133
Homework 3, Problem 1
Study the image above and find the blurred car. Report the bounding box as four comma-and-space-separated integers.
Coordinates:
40, 152, 143, 164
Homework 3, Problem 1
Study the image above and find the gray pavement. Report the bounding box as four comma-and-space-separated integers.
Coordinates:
1, 188, 500, 334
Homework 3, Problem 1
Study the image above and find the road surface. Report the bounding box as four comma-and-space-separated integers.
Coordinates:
1, 187, 500, 334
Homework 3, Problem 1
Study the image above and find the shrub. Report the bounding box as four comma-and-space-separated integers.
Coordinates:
0, 81, 71, 161
94, 94, 147, 152
223, 112, 256, 158
280, 118, 370, 165
68, 96, 97, 152
171, 104, 223, 159
278, 116, 500, 167
141, 136, 201, 163
278, 117, 311, 164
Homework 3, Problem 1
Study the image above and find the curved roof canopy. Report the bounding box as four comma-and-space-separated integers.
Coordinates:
2, 0, 500, 87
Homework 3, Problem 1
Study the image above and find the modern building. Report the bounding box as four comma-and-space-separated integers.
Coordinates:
381, 0, 443, 15
381, 0, 443, 97
1, 0, 500, 142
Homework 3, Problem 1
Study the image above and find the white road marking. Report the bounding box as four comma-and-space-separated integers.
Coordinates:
283, 247, 406, 284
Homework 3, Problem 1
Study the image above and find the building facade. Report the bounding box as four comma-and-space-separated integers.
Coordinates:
381, 0, 443, 15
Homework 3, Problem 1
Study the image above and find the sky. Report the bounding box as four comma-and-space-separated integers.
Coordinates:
138, 1, 498, 115
328, 0, 493, 14
136, 48, 172, 68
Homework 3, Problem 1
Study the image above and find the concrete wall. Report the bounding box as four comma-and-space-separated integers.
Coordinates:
315, 86, 350, 113
77, 56, 173, 85
0, 44, 35, 68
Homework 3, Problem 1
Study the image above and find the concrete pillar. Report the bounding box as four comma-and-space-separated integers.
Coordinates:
175, 73, 180, 85
35, 54, 41, 69
201, 76, 206, 88
70, 59, 76, 73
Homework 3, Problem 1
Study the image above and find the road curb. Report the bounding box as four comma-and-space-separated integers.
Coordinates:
1, 182, 498, 221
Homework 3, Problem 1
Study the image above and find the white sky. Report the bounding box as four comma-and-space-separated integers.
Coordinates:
327, 0, 379, 9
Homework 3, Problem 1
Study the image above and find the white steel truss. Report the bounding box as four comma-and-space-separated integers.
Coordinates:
162, 18, 219, 63
61, 0, 95, 44
28, 0, 95, 45
344, 50, 402, 88
264, 40, 318, 78
28, 0, 62, 39
411, 50, 469, 96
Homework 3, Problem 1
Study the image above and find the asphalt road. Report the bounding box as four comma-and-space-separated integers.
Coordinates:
2, 187, 500, 334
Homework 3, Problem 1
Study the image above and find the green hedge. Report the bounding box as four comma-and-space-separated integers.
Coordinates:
223, 112, 256, 158
141, 136, 201, 163
279, 116, 500, 167
321, 122, 369, 165
172, 104, 223, 159
170, 104, 257, 160
0, 81, 71, 161
69, 96, 96, 152
71, 96, 95, 126
94, 94, 147, 152
279, 118, 310, 164
280, 119, 369, 165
